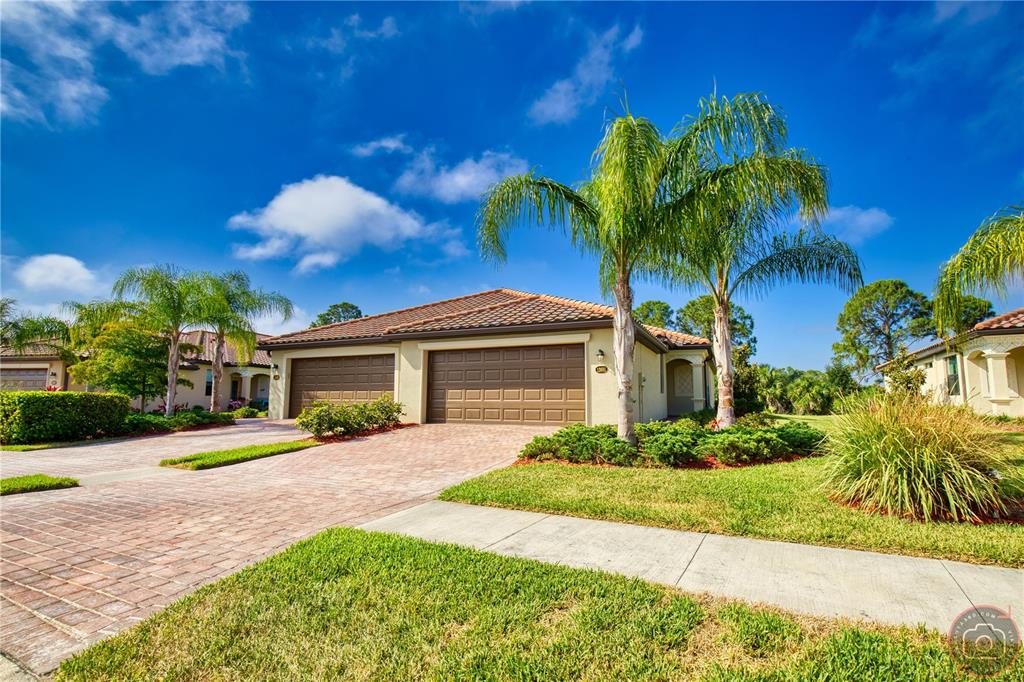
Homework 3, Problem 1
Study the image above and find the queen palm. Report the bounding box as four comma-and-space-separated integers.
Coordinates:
113, 266, 213, 417
479, 92, 843, 441
203, 271, 293, 412
663, 97, 862, 427
933, 204, 1024, 336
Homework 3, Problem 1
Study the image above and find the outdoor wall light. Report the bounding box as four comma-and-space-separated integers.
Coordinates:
271, 363, 279, 370
595, 349, 605, 361
49, 371, 57, 377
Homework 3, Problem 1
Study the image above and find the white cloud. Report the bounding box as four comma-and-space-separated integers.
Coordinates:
253, 306, 312, 336
822, 206, 894, 245
347, 14, 399, 39
528, 24, 642, 125
351, 134, 413, 157
228, 174, 464, 273
395, 149, 528, 203
1, 2, 249, 126
14, 254, 100, 293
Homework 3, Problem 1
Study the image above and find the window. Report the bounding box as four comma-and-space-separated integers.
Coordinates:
205, 369, 213, 396
945, 356, 960, 396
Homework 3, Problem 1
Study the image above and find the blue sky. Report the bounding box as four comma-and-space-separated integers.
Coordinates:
2, 1, 1022, 369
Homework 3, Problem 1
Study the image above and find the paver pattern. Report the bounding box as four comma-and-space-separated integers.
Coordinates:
0, 423, 544, 675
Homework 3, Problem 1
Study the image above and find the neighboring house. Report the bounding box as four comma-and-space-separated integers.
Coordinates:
0, 344, 81, 391
901, 308, 1024, 417
259, 289, 714, 424
0, 330, 274, 412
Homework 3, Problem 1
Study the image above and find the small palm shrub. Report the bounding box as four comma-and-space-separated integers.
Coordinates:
824, 392, 1016, 522
773, 422, 826, 455
518, 424, 638, 465
735, 411, 777, 428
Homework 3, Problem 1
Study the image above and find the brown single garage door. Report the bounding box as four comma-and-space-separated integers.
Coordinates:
288, 355, 395, 418
0, 368, 47, 391
428, 344, 585, 425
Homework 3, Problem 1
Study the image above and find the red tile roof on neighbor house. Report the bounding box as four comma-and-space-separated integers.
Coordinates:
180, 330, 273, 367
260, 289, 710, 350
973, 307, 1024, 331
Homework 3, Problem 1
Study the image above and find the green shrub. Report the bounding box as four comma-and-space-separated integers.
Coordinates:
0, 391, 131, 444
124, 413, 174, 434
230, 406, 260, 418
518, 423, 637, 465
697, 427, 787, 466
735, 411, 777, 428
772, 422, 826, 455
294, 395, 404, 440
824, 392, 1016, 522
640, 431, 702, 467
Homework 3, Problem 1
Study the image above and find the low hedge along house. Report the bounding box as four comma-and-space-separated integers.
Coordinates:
260, 289, 714, 425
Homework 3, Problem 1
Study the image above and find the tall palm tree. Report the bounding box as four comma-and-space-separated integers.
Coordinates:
933, 204, 1024, 336
113, 266, 213, 417
203, 271, 293, 412
661, 95, 862, 428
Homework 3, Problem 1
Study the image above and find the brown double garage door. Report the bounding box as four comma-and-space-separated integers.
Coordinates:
428, 344, 585, 425
288, 344, 586, 425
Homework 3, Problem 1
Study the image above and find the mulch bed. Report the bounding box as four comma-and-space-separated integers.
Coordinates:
515, 451, 821, 470
314, 423, 417, 444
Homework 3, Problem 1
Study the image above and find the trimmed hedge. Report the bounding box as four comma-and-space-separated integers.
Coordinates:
124, 411, 235, 435
0, 391, 131, 445
518, 419, 827, 468
295, 395, 404, 439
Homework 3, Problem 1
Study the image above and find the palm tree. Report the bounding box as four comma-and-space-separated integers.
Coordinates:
0, 298, 70, 354
661, 95, 862, 428
203, 271, 293, 412
113, 266, 213, 417
933, 205, 1024, 336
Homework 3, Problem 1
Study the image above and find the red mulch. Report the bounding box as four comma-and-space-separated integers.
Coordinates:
314, 423, 417, 444
832, 497, 1024, 526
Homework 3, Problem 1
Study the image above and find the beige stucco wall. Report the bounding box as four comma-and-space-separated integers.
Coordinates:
266, 328, 712, 424
913, 333, 1024, 417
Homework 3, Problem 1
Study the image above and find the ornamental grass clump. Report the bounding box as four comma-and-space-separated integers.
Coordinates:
824, 391, 1016, 522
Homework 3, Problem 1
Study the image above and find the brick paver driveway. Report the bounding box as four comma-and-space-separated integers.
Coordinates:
0, 423, 544, 675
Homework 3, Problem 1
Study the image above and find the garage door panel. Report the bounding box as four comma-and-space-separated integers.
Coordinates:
288, 355, 395, 417
427, 343, 585, 425
0, 368, 48, 390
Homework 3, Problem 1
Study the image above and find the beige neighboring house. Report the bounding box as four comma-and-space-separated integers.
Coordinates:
0, 344, 81, 391
0, 331, 274, 413
259, 289, 714, 424
902, 308, 1024, 417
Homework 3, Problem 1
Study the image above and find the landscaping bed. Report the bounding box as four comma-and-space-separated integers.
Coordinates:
160, 440, 318, 470
56, 529, 1011, 681
442, 423, 1024, 567
1, 473, 79, 496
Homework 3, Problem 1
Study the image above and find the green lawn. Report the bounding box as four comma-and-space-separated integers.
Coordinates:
0, 435, 129, 451
159, 440, 318, 470
1, 473, 79, 496
57, 529, 1012, 681
442, 416, 1024, 567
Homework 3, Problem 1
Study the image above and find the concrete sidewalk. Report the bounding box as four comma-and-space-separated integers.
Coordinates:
361, 501, 1024, 631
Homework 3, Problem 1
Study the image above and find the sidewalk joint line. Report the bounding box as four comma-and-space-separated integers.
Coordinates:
675, 533, 708, 586
482, 512, 551, 550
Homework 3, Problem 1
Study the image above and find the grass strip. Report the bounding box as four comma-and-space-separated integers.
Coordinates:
1, 473, 79, 495
159, 440, 318, 470
58, 528, 1014, 681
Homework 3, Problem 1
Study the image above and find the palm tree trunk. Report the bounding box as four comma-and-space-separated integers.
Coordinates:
210, 332, 226, 412
612, 273, 637, 445
165, 332, 181, 418
712, 296, 736, 429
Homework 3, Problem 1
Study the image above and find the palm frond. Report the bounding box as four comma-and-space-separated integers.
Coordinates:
476, 173, 600, 262
730, 230, 863, 298
933, 205, 1024, 335
669, 92, 787, 170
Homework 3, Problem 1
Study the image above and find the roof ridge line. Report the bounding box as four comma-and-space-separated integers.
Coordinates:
974, 306, 1024, 330
498, 288, 615, 315
383, 295, 538, 333
264, 289, 514, 342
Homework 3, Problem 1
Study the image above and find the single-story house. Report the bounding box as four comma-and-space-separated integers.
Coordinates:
901, 307, 1024, 417
0, 330, 273, 412
259, 289, 714, 424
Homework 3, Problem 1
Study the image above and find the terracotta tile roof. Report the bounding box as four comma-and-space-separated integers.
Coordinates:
0, 343, 62, 358
260, 289, 710, 350
974, 307, 1024, 331
180, 330, 272, 367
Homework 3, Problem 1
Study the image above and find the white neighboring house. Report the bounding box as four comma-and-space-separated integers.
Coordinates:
901, 308, 1024, 417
